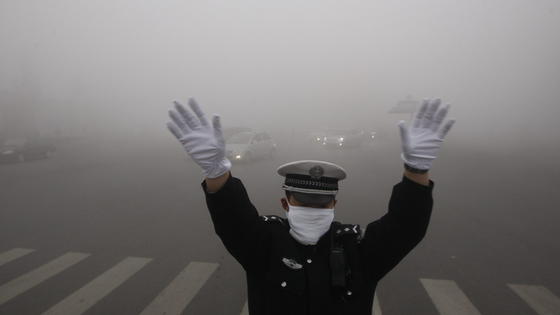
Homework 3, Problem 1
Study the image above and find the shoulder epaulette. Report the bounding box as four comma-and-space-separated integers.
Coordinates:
334, 223, 362, 240
260, 215, 286, 224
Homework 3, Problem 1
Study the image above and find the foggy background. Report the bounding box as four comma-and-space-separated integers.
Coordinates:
1, 0, 559, 314
2, 0, 559, 146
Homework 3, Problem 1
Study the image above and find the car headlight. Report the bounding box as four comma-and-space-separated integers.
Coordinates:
339, 137, 344, 142
316, 137, 321, 141
235, 154, 242, 159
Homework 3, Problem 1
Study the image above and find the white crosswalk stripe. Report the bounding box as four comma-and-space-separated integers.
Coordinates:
139, 261, 219, 315
0, 252, 89, 305
42, 256, 152, 315
509, 284, 560, 315
3, 249, 559, 314
420, 278, 482, 315
240, 301, 249, 315
0, 248, 34, 267
373, 293, 382, 315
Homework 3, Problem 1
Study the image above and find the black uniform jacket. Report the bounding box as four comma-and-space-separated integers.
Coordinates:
202, 174, 434, 315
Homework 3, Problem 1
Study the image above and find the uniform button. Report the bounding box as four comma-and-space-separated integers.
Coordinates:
307, 259, 312, 264
281, 281, 287, 288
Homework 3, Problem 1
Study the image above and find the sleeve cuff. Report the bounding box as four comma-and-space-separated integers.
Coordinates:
401, 175, 435, 191
201, 172, 234, 195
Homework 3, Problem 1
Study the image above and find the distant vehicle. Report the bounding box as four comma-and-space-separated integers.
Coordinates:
0, 138, 55, 164
21, 138, 56, 160
308, 131, 326, 144
223, 127, 253, 141
226, 131, 277, 162
0, 139, 24, 163
311, 129, 374, 149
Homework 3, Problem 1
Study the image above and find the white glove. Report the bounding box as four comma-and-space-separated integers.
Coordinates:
398, 98, 455, 171
167, 97, 231, 178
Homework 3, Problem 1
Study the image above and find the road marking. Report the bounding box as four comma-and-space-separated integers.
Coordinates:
509, 284, 560, 315
0, 252, 89, 305
0, 248, 34, 267
420, 278, 482, 315
42, 256, 152, 315
373, 293, 382, 315
240, 301, 249, 315
140, 262, 219, 315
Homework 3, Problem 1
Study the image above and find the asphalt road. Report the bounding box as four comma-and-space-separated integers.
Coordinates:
0, 133, 559, 315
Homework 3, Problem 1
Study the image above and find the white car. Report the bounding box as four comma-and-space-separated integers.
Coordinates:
226, 131, 277, 162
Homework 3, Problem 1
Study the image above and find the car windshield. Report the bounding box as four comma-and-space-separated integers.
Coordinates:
228, 132, 253, 144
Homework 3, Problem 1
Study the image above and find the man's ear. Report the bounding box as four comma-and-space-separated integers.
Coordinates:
281, 198, 289, 212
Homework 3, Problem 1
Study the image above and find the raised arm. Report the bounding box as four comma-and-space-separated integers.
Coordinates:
361, 98, 455, 281
201, 172, 267, 270
166, 98, 267, 269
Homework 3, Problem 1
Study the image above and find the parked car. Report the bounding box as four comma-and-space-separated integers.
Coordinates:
0, 138, 55, 164
0, 139, 24, 163
21, 138, 56, 160
226, 131, 277, 162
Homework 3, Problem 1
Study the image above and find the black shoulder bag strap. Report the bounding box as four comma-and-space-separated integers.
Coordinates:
330, 221, 347, 289
330, 221, 365, 300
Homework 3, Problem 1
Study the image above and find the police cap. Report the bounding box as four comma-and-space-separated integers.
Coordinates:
277, 160, 346, 205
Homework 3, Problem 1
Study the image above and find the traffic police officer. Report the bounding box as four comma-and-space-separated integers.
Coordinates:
167, 97, 455, 315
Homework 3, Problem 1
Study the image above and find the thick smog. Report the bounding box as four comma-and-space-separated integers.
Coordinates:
1, 1, 559, 314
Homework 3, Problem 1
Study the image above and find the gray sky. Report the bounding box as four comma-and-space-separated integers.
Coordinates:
1, 0, 559, 148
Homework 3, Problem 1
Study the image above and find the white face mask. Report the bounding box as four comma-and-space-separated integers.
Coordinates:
286, 204, 335, 245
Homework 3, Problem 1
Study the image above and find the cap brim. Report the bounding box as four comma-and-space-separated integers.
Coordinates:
290, 191, 334, 207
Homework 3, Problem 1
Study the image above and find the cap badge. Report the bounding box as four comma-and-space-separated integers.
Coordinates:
309, 165, 324, 180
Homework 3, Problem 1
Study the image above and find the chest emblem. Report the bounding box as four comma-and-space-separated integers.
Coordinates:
282, 257, 303, 270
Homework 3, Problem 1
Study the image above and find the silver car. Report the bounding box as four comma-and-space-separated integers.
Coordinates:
226, 131, 277, 162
